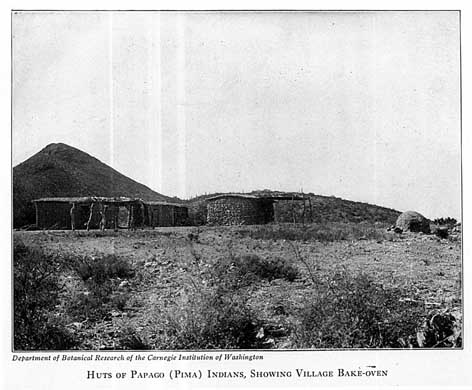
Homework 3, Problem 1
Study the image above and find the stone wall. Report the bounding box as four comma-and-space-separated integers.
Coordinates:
207, 197, 274, 225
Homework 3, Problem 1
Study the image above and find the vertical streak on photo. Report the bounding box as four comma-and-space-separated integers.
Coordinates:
108, 12, 115, 169
150, 13, 163, 192
371, 14, 378, 205
176, 13, 187, 199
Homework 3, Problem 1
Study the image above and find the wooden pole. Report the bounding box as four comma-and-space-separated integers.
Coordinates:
302, 193, 306, 226
291, 195, 296, 224
34, 202, 39, 228
70, 203, 76, 231
127, 204, 131, 229
308, 197, 313, 223
141, 203, 145, 229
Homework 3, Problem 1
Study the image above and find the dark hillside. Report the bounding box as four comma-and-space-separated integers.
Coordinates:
13, 143, 173, 228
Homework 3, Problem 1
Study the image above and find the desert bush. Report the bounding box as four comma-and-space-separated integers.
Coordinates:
149, 247, 267, 349
14, 241, 77, 350
213, 254, 299, 288
67, 254, 135, 322
74, 254, 135, 283
152, 288, 262, 349
240, 223, 391, 242
114, 324, 150, 350
68, 290, 110, 322
68, 285, 127, 322
291, 271, 428, 348
433, 217, 457, 227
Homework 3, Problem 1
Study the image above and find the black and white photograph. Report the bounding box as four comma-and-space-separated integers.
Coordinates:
11, 9, 462, 356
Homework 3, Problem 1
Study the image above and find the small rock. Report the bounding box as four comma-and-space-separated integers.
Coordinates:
263, 338, 275, 346
69, 322, 83, 329
256, 327, 264, 339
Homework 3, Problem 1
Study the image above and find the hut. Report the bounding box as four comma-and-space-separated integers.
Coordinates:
205, 194, 277, 225
395, 210, 431, 233
33, 197, 145, 230
144, 202, 189, 227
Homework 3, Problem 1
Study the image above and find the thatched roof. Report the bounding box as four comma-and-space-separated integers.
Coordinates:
33, 196, 142, 204
145, 201, 187, 208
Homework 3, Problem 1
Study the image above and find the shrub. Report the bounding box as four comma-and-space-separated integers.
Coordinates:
433, 217, 457, 227
214, 254, 299, 288
150, 248, 268, 349
152, 288, 262, 349
291, 271, 428, 348
74, 254, 135, 283
68, 290, 109, 322
67, 254, 135, 322
115, 325, 150, 350
14, 241, 77, 350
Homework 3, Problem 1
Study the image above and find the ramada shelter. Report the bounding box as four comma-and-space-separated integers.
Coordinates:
33, 197, 188, 230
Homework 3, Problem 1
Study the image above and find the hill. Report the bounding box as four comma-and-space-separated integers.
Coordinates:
13, 143, 174, 228
186, 190, 401, 225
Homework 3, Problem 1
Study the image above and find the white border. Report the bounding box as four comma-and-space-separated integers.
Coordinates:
1, 2, 471, 389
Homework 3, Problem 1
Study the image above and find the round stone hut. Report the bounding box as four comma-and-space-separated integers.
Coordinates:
206, 194, 275, 225
395, 210, 431, 233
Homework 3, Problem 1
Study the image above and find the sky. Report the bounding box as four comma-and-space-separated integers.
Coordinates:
12, 11, 461, 219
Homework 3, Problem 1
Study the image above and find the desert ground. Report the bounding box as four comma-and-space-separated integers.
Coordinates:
14, 222, 462, 350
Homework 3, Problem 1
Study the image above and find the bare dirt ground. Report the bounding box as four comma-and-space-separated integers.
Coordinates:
14, 225, 462, 349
